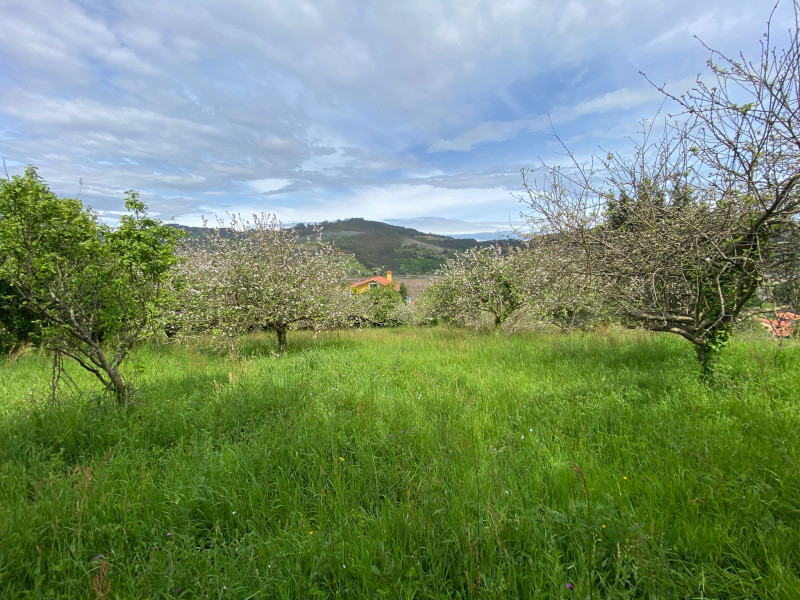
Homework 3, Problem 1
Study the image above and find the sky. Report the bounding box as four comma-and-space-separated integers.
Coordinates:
0, 0, 787, 235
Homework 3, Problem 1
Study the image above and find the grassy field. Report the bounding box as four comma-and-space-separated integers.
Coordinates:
0, 327, 798, 598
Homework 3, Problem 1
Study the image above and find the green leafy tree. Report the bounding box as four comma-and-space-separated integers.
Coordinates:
0, 167, 182, 403
397, 282, 409, 300
0, 276, 39, 350
358, 285, 406, 326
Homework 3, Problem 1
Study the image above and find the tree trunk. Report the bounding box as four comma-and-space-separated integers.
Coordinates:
276, 327, 288, 352
696, 325, 731, 380
107, 366, 128, 406
696, 343, 713, 379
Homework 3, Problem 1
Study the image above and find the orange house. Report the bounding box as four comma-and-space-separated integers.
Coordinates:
757, 311, 800, 338
351, 270, 400, 293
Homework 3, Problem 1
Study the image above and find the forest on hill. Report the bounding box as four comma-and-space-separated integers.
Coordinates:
292, 218, 519, 274
175, 218, 520, 275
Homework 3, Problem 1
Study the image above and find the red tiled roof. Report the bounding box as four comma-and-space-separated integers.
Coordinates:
351, 276, 400, 291
776, 312, 800, 320
352, 276, 390, 287
757, 312, 800, 338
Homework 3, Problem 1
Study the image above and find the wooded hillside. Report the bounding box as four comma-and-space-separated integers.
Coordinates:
174, 218, 519, 275
292, 218, 518, 274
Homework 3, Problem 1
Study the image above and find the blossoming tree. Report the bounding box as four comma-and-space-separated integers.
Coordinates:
520, 5, 800, 372
421, 245, 528, 328
175, 214, 351, 351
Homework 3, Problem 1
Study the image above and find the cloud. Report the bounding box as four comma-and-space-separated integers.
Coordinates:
194, 182, 521, 226
242, 179, 294, 194
428, 85, 665, 152
0, 0, 769, 226
384, 216, 524, 235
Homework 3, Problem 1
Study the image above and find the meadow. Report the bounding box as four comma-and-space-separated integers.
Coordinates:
0, 327, 798, 598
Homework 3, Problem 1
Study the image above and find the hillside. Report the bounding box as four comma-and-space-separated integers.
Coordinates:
173, 218, 520, 275
292, 218, 518, 274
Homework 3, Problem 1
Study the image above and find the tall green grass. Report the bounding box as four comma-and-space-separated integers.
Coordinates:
0, 327, 798, 598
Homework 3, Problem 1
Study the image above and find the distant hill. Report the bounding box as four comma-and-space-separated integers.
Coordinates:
291, 218, 520, 275
171, 219, 520, 275
450, 230, 520, 241
383, 217, 524, 241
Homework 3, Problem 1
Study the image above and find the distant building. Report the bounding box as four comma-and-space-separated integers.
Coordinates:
756, 311, 800, 337
351, 270, 400, 293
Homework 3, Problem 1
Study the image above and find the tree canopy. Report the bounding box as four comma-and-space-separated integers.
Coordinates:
422, 246, 526, 328
0, 167, 182, 403
520, 4, 800, 372
174, 214, 351, 351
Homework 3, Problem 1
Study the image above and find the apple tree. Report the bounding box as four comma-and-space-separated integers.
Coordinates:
520, 4, 800, 372
174, 214, 351, 351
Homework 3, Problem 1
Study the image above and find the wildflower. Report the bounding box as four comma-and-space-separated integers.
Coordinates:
339, 456, 345, 461
166, 532, 172, 538
309, 531, 313, 535
566, 582, 574, 590
623, 476, 628, 480
93, 554, 104, 561
601, 524, 606, 529
232, 511, 236, 515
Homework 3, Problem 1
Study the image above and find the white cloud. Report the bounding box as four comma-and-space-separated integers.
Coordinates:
243, 179, 294, 194
428, 120, 537, 153
199, 183, 519, 225
0, 0, 770, 225
428, 85, 664, 152
384, 216, 524, 235
557, 87, 661, 120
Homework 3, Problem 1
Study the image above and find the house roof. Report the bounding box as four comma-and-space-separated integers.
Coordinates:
757, 312, 800, 338
775, 311, 800, 320
351, 275, 400, 291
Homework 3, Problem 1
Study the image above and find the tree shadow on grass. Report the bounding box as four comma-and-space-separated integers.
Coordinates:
528, 331, 704, 402
0, 366, 302, 468
172, 329, 362, 360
